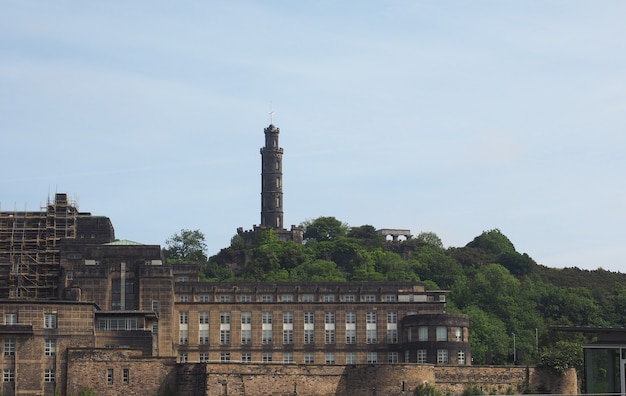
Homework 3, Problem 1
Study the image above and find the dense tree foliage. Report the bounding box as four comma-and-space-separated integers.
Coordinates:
169, 218, 626, 371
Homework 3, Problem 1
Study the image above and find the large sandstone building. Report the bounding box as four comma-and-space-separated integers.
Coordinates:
0, 125, 475, 396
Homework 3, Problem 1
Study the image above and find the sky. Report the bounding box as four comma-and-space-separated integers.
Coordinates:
1, 1, 625, 272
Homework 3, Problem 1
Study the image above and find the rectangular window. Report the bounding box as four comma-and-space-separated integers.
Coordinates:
458, 350, 466, 365
241, 312, 251, 324
283, 329, 293, 345
364, 294, 376, 302
405, 350, 410, 363
283, 351, 294, 363
417, 349, 427, 364
262, 352, 273, 363
220, 330, 230, 345
3, 369, 15, 382
346, 329, 356, 344
262, 312, 273, 324
387, 312, 397, 324
418, 327, 428, 341
325, 352, 335, 364
302, 294, 314, 302
199, 294, 210, 302
220, 352, 231, 362
345, 311, 356, 324
388, 352, 399, 363
346, 352, 357, 364
281, 294, 293, 302
323, 294, 335, 302
437, 349, 449, 364
304, 352, 315, 364
123, 368, 129, 384
44, 313, 57, 329
367, 352, 378, 364
199, 329, 209, 345
179, 295, 189, 302
325, 312, 335, 324
220, 312, 230, 324
179, 329, 188, 344
4, 339, 15, 356
45, 338, 56, 356
304, 329, 314, 344
283, 312, 293, 324
176, 276, 189, 282
180, 312, 188, 324
366, 329, 377, 344
5, 313, 17, 324
366, 312, 377, 324
199, 312, 209, 324
219, 294, 230, 302
239, 294, 252, 302
199, 353, 209, 363
385, 295, 397, 302
304, 312, 314, 324
262, 329, 273, 345
344, 294, 355, 302
241, 329, 251, 344
261, 294, 273, 302
179, 353, 188, 363
45, 369, 56, 383
455, 327, 463, 341
325, 329, 335, 344
151, 300, 159, 312
387, 329, 398, 344
152, 323, 158, 335
241, 352, 251, 363
436, 326, 447, 342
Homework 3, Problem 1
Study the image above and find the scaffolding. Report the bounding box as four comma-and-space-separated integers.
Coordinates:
0, 193, 77, 299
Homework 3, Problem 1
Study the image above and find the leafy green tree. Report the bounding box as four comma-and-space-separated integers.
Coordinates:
291, 260, 347, 282
416, 231, 444, 249
498, 251, 535, 276
302, 216, 349, 242
163, 229, 207, 262
466, 229, 516, 256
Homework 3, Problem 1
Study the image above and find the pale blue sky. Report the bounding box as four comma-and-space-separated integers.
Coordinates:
2, 1, 625, 272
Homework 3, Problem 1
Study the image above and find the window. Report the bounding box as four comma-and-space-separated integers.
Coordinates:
304, 352, 315, 364
385, 295, 397, 302
219, 294, 230, 302
261, 295, 273, 302
220, 352, 231, 362
283, 312, 293, 324
262, 312, 273, 324
387, 329, 398, 344
262, 352, 273, 363
151, 300, 159, 312
3, 369, 15, 382
199, 294, 210, 302
45, 369, 56, 383
366, 312, 376, 324
417, 349, 427, 364
436, 326, 447, 341
239, 294, 252, 302
123, 368, 129, 384
241, 312, 251, 324
176, 276, 189, 282
455, 327, 463, 342
262, 329, 272, 345
364, 294, 376, 302
367, 352, 378, 364
199, 329, 209, 345
241, 329, 251, 344
241, 352, 251, 363
220, 330, 230, 345
366, 329, 377, 344
304, 312, 314, 324
325, 329, 335, 344
302, 294, 314, 302
179, 353, 188, 363
304, 329, 314, 344
97, 318, 138, 331
325, 352, 336, 364
281, 294, 293, 302
199, 353, 209, 363
152, 323, 158, 335
44, 313, 57, 329
199, 312, 209, 324
458, 350, 466, 365
346, 352, 357, 364
180, 312, 188, 324
179, 329, 188, 344
220, 312, 230, 324
283, 352, 294, 363
179, 295, 189, 302
346, 329, 356, 344
437, 349, 449, 364
323, 294, 335, 302
418, 327, 428, 341
325, 312, 335, 324
388, 352, 399, 363
345, 312, 356, 324
5, 313, 17, 324
387, 312, 397, 324
405, 350, 410, 363
283, 329, 293, 344
4, 339, 15, 356
344, 294, 355, 302
45, 338, 56, 356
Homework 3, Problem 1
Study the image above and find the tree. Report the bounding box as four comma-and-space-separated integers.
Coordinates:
163, 229, 207, 262
301, 216, 349, 242
416, 231, 444, 249
466, 229, 516, 256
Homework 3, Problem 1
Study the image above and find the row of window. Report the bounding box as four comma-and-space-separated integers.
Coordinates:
173, 294, 403, 303
180, 311, 397, 324
2, 369, 55, 382
107, 368, 130, 384
3, 338, 56, 356
407, 326, 464, 342
3, 313, 57, 328
177, 350, 466, 365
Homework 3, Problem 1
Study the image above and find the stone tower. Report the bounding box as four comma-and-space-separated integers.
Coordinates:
260, 124, 283, 229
